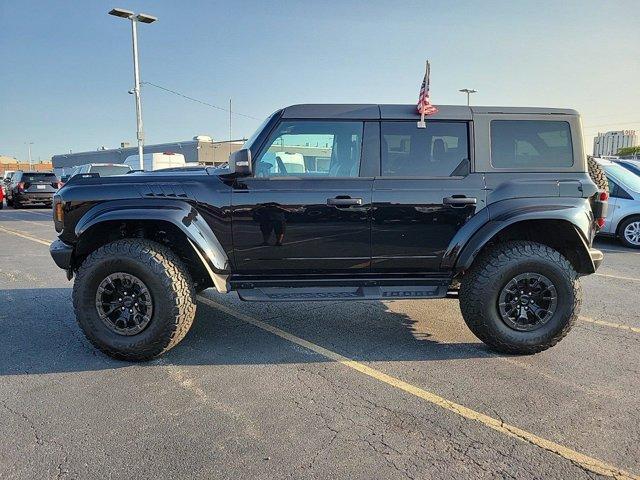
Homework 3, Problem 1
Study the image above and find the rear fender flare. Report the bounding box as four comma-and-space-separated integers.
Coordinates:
75, 199, 230, 292
443, 198, 596, 274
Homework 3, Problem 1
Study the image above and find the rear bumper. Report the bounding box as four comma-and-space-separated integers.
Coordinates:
589, 247, 604, 271
50, 239, 73, 270
15, 193, 54, 204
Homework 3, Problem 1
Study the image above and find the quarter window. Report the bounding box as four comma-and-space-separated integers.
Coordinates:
381, 121, 470, 177
491, 120, 573, 168
255, 121, 363, 177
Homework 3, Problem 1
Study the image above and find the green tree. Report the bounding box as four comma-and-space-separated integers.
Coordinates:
617, 146, 640, 156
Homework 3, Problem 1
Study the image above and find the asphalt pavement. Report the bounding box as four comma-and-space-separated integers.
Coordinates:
0, 207, 638, 479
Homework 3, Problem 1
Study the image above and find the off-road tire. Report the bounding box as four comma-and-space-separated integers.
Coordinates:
618, 215, 640, 249
587, 156, 609, 193
459, 241, 581, 354
73, 238, 197, 361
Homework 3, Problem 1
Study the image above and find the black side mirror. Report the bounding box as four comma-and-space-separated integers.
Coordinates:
229, 149, 252, 176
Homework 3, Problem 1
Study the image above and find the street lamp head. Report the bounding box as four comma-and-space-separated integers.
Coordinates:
135, 13, 157, 23
108, 8, 134, 19
459, 88, 477, 94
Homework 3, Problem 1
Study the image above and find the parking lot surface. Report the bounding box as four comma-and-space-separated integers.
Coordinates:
0, 208, 638, 479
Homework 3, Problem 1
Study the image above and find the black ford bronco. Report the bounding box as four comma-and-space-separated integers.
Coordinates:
50, 104, 607, 360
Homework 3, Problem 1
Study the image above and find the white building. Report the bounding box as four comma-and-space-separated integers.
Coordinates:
593, 130, 637, 157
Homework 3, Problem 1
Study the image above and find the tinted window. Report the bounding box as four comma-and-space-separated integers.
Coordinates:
21, 173, 57, 182
603, 163, 640, 193
491, 120, 573, 168
255, 121, 363, 177
89, 165, 131, 176
381, 121, 469, 177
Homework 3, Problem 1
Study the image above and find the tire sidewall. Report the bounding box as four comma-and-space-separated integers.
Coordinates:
75, 252, 182, 354
471, 254, 577, 348
619, 216, 640, 249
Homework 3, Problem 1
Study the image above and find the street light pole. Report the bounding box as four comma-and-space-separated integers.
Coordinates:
25, 142, 34, 169
459, 88, 477, 106
109, 8, 157, 171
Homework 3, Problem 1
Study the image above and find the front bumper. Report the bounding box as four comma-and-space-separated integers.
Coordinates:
50, 239, 73, 270
589, 247, 604, 271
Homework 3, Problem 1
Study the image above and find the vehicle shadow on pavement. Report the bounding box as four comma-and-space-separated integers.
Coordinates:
0, 287, 497, 376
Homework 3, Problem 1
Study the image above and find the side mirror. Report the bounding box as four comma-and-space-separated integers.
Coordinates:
229, 149, 252, 176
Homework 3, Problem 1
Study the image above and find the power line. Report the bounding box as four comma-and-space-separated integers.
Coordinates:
141, 81, 261, 120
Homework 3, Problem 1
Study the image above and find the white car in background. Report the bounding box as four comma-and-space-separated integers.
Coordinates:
596, 158, 640, 248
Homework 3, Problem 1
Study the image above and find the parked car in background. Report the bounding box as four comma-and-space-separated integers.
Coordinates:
0, 182, 4, 209
7, 171, 60, 209
614, 158, 640, 178
596, 158, 640, 248
123, 152, 186, 171
2, 171, 15, 193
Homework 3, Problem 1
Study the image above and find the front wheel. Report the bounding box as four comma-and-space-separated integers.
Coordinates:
459, 241, 581, 354
619, 216, 640, 249
72, 238, 197, 361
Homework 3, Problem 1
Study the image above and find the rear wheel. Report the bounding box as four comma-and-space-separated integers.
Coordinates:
459, 241, 581, 354
73, 238, 197, 361
619, 216, 640, 249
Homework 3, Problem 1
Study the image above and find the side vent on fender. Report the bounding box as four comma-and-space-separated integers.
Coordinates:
138, 184, 188, 198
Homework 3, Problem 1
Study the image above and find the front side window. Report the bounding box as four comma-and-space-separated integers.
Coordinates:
491, 120, 573, 168
255, 121, 363, 177
381, 121, 470, 177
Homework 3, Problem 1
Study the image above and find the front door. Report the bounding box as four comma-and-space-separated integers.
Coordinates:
372, 120, 486, 272
231, 120, 373, 274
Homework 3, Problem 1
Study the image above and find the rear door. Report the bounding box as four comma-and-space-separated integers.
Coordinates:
372, 120, 486, 272
231, 120, 375, 274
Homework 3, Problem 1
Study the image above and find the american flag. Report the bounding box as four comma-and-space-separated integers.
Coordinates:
417, 61, 438, 124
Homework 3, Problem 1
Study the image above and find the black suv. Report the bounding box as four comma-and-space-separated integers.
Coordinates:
7, 171, 59, 208
50, 104, 606, 360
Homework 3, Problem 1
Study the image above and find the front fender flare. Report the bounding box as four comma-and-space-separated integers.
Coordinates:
75, 199, 231, 292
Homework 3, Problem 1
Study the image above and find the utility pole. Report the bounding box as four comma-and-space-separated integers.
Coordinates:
229, 98, 232, 159
459, 88, 477, 106
109, 8, 157, 170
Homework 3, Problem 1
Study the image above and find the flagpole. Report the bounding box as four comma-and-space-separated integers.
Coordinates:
418, 60, 429, 128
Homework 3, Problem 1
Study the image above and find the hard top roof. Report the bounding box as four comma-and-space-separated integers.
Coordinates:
281, 104, 578, 120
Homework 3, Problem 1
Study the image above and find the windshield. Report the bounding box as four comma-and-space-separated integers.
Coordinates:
89, 165, 131, 176
603, 162, 640, 193
21, 173, 57, 182
242, 112, 278, 150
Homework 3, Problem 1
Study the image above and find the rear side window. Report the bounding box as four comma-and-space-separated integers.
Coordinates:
381, 121, 470, 177
491, 120, 573, 168
90, 165, 131, 176
21, 173, 57, 182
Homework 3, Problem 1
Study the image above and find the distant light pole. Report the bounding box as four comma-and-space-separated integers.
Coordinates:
108, 8, 157, 170
25, 142, 34, 169
459, 88, 477, 106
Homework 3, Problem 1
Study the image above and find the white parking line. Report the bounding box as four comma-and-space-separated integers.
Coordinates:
595, 272, 640, 283
599, 248, 640, 256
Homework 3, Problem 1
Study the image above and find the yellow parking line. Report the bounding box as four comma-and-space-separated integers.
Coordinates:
595, 273, 640, 283
0, 225, 52, 247
0, 224, 636, 477
197, 295, 637, 479
580, 316, 640, 334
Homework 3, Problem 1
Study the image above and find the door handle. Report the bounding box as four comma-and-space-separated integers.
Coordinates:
443, 196, 477, 207
327, 197, 363, 207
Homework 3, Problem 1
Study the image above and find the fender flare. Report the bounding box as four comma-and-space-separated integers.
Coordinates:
75, 199, 231, 292
442, 198, 596, 274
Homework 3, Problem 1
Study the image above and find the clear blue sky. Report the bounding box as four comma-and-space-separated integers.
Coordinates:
1, 0, 638, 162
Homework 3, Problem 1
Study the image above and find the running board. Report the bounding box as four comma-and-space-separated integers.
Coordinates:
237, 285, 448, 302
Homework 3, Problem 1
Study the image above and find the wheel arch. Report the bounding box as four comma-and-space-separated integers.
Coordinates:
454, 218, 595, 275
74, 200, 231, 292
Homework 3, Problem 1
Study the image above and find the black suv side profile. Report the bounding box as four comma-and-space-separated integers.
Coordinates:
50, 104, 605, 360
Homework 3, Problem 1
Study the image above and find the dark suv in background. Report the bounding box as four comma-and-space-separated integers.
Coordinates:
7, 171, 60, 208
